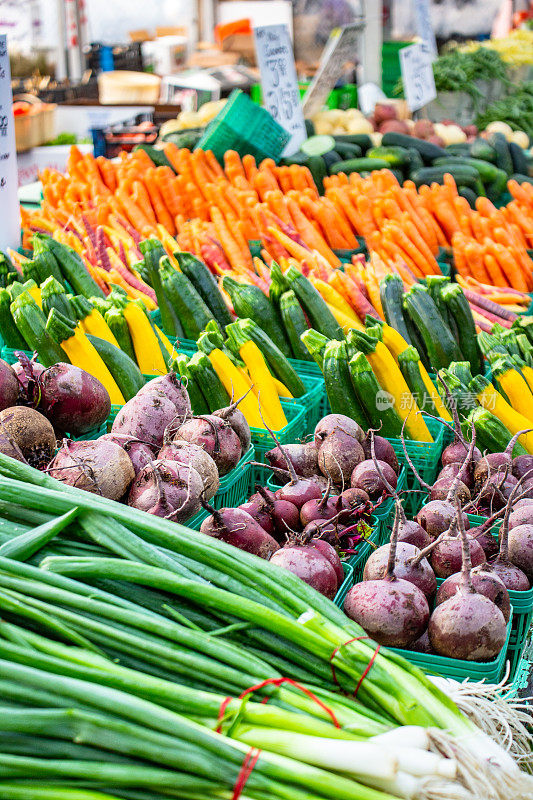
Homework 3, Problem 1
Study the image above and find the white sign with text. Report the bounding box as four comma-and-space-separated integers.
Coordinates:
414, 0, 438, 60
0, 34, 20, 249
302, 22, 362, 119
253, 23, 306, 156
399, 42, 437, 112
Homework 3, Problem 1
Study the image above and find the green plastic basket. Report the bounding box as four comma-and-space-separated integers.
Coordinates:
467, 512, 533, 681
252, 401, 307, 464
334, 562, 354, 608
286, 372, 325, 435
390, 612, 513, 684
70, 422, 108, 441
213, 445, 255, 510
333, 239, 367, 260
386, 417, 445, 493
184, 508, 209, 531
195, 89, 290, 164
106, 403, 123, 431
373, 466, 407, 525
150, 309, 195, 351
347, 517, 382, 582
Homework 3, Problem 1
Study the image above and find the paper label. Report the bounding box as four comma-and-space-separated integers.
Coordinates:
302, 22, 363, 118
0, 36, 20, 250
253, 24, 307, 157
414, 0, 438, 60
399, 42, 437, 112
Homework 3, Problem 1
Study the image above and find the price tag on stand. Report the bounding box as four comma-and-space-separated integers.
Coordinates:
302, 22, 363, 119
253, 24, 307, 157
399, 42, 436, 112
414, 0, 438, 60
0, 35, 20, 250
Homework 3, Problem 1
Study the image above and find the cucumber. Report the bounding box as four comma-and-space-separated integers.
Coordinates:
511, 173, 533, 186
301, 135, 336, 157
162, 129, 203, 149
333, 142, 362, 160
86, 335, 144, 401
432, 156, 499, 184
458, 186, 477, 208
322, 150, 343, 171
306, 155, 327, 194
509, 142, 528, 176
445, 143, 472, 157
305, 119, 315, 137
486, 168, 508, 203
381, 132, 447, 163
489, 132, 513, 176
367, 145, 409, 169
411, 166, 485, 195
406, 147, 424, 174
470, 138, 496, 163
329, 157, 390, 176
333, 134, 372, 152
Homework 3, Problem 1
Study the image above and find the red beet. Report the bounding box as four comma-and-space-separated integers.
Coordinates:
38, 363, 111, 435
409, 630, 434, 654
314, 414, 364, 446
213, 401, 251, 453
508, 524, 533, 582
470, 526, 499, 560
436, 569, 510, 623
113, 392, 180, 449
100, 433, 156, 477
309, 538, 344, 585
362, 434, 399, 474
441, 440, 481, 469
0, 358, 20, 411
343, 508, 430, 647
158, 441, 220, 500
512, 454, 533, 481
509, 504, 533, 529
416, 500, 470, 539
430, 534, 486, 578
266, 442, 319, 478
397, 519, 432, 549
429, 477, 470, 505
317, 430, 364, 485
363, 541, 437, 600
174, 415, 241, 475
438, 461, 474, 489
270, 544, 338, 598
239, 494, 276, 536
351, 459, 397, 500
128, 459, 203, 521
253, 486, 300, 541
200, 507, 279, 559
50, 438, 135, 501
300, 484, 339, 527
138, 372, 191, 419
0, 406, 55, 468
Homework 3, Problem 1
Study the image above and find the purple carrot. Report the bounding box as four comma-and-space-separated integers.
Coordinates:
96, 227, 113, 272
463, 288, 518, 322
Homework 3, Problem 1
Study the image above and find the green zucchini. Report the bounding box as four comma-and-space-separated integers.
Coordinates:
0, 288, 28, 349
322, 340, 367, 427
187, 351, 230, 412
458, 186, 477, 208
300, 328, 330, 369
432, 157, 500, 184
174, 251, 232, 328
268, 262, 290, 311
41, 276, 76, 323
222, 276, 290, 356
467, 406, 527, 457
139, 239, 183, 337
441, 283, 483, 376
86, 335, 144, 401
349, 352, 402, 436
403, 284, 462, 371
34, 234, 104, 299
235, 318, 305, 397
445, 143, 472, 157
510, 173, 533, 187
160, 257, 214, 339
306, 155, 327, 194
279, 290, 312, 362
172, 353, 209, 415
285, 265, 344, 341
161, 128, 202, 149
411, 166, 485, 195
31, 235, 65, 285
105, 307, 137, 364
11, 292, 66, 367
329, 157, 390, 176
397, 346, 438, 416
379, 274, 413, 346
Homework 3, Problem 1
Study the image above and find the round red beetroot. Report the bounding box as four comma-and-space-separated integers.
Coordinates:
363, 541, 436, 599
430, 535, 486, 578
128, 459, 203, 522
270, 545, 338, 598
174, 415, 241, 475
38, 363, 110, 435
351, 459, 397, 500
138, 372, 191, 420
100, 433, 156, 476
344, 578, 429, 647
113, 393, 181, 449
49, 438, 134, 500
429, 593, 506, 661
309, 538, 344, 586
0, 358, 20, 411
507, 524, 533, 582
201, 508, 279, 559
317, 431, 364, 485
397, 519, 432, 549
158, 441, 219, 499
436, 569, 510, 623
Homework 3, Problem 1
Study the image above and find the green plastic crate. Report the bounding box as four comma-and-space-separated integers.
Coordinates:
213, 445, 255, 510
252, 401, 307, 464
386, 417, 445, 493
70, 422, 108, 441
390, 612, 513, 684
334, 562, 354, 608
184, 508, 209, 531
106, 403, 123, 431
286, 372, 325, 435
195, 89, 290, 164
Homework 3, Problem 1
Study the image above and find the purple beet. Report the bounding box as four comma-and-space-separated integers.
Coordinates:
174, 415, 241, 475
429, 477, 470, 505
428, 499, 507, 661
128, 459, 203, 521
441, 439, 481, 469
362, 434, 399, 474
239, 494, 276, 536
363, 540, 437, 600
253, 486, 300, 541
317, 430, 364, 485
309, 537, 344, 586
351, 459, 397, 500
430, 533, 486, 579
436, 569, 511, 623
100, 433, 156, 477
314, 414, 364, 446
158, 440, 220, 500
470, 526, 499, 560
343, 507, 430, 647
416, 500, 470, 539
409, 630, 434, 654
270, 543, 338, 598
507, 524, 533, 583
509, 504, 533, 529
437, 461, 474, 490
138, 372, 191, 420
0, 358, 20, 411
397, 519, 432, 549
38, 363, 111, 435
300, 480, 339, 528
266, 442, 319, 478
200, 507, 279, 559
512, 454, 533, 481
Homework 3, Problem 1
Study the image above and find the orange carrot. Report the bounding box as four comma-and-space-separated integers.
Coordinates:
144, 169, 175, 233
242, 154, 258, 183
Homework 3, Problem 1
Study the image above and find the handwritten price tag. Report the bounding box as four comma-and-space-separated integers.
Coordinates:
254, 24, 307, 157
414, 0, 437, 60
0, 35, 20, 249
399, 42, 436, 112
302, 23, 362, 119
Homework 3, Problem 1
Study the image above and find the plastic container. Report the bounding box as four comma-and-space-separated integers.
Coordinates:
347, 516, 382, 581
251, 401, 307, 464
1, 347, 33, 365
195, 89, 290, 164
373, 466, 407, 526
334, 562, 354, 608
390, 612, 512, 684
69, 422, 108, 441
212, 445, 255, 510
286, 372, 325, 435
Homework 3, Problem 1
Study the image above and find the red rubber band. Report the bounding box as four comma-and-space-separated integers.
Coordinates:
215, 676, 341, 731
329, 636, 380, 696
232, 747, 261, 800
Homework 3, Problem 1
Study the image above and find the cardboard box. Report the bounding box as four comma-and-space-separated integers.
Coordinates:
221, 32, 256, 64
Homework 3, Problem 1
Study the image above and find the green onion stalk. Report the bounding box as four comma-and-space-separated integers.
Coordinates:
0, 453, 524, 775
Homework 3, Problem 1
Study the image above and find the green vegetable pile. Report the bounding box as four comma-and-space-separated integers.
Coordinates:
476, 82, 533, 139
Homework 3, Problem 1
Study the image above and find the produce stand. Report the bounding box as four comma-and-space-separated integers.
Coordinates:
2, 13, 533, 800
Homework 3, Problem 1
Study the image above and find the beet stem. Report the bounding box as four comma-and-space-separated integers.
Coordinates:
456, 496, 475, 594
504, 427, 533, 460
437, 373, 467, 448
258, 406, 298, 484
216, 387, 253, 419
399, 417, 431, 492
445, 420, 477, 504
385, 505, 400, 580
369, 431, 406, 522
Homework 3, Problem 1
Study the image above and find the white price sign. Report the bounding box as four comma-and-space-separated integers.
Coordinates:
399, 42, 436, 112
414, 0, 437, 60
253, 24, 307, 157
0, 35, 20, 250
302, 23, 362, 119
